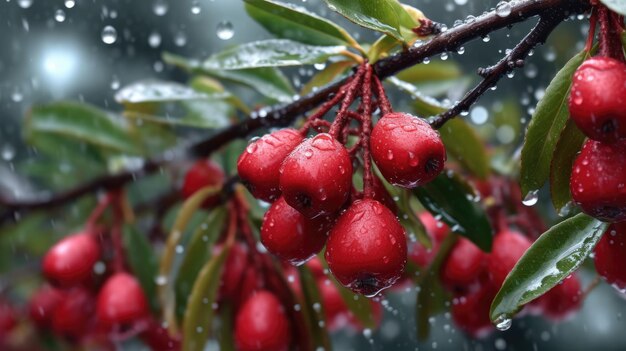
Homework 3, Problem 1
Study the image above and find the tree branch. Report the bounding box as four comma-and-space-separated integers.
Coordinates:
0, 0, 590, 220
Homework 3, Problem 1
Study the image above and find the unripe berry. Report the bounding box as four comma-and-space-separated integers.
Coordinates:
96, 273, 149, 329
238, 129, 304, 202
569, 57, 626, 142
570, 140, 626, 222
261, 197, 331, 265
441, 237, 486, 290
42, 231, 100, 287
451, 281, 496, 339
51, 288, 95, 340
182, 159, 225, 208
487, 230, 532, 288
28, 285, 63, 329
325, 199, 407, 296
594, 222, 626, 293
538, 274, 582, 321
370, 113, 446, 188
234, 291, 291, 351
280, 133, 352, 218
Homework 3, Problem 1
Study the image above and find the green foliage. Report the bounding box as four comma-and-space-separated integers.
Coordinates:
298, 265, 332, 350
550, 120, 586, 215
123, 224, 160, 312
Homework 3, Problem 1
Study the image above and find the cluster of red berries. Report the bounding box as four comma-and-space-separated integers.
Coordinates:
237, 62, 446, 297
568, 5, 626, 297
27, 203, 179, 350
410, 210, 581, 338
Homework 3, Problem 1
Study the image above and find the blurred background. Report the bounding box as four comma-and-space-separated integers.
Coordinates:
1, 0, 626, 350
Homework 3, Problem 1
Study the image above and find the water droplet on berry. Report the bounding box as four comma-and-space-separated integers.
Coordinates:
494, 314, 512, 331
304, 149, 314, 158
387, 150, 394, 160
383, 123, 398, 131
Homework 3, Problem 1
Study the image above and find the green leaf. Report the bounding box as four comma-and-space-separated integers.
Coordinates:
301, 60, 353, 95
244, 0, 359, 48
123, 224, 159, 312
218, 302, 236, 351
599, 0, 626, 16
298, 266, 332, 350
202, 39, 346, 70
520, 49, 590, 197
413, 171, 493, 252
163, 52, 295, 103
25, 101, 142, 155
550, 120, 586, 215
397, 190, 431, 249
116, 80, 217, 104
490, 214, 608, 322
395, 61, 463, 83
389, 77, 490, 179
182, 245, 230, 351
174, 208, 227, 321
323, 0, 419, 42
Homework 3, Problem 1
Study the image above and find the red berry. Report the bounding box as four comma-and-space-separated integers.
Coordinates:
279, 133, 352, 218
234, 266, 264, 309
214, 242, 248, 298
325, 199, 407, 296
306, 257, 325, 279
451, 281, 496, 339
234, 291, 291, 351
569, 57, 626, 142
538, 274, 582, 321
43, 231, 100, 287
261, 197, 331, 265
317, 278, 349, 331
370, 112, 446, 188
182, 159, 225, 208
51, 288, 95, 340
0, 301, 17, 337
408, 212, 449, 268
570, 140, 626, 222
96, 273, 149, 329
594, 222, 626, 292
139, 318, 181, 351
238, 129, 304, 202
441, 237, 486, 290
487, 230, 532, 288
28, 285, 63, 329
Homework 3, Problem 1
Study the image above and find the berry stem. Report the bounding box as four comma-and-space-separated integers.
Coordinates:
85, 193, 114, 231
373, 75, 393, 116
361, 64, 375, 200
328, 64, 367, 139
597, 5, 624, 60
111, 191, 127, 273
585, 9, 598, 52
299, 87, 347, 136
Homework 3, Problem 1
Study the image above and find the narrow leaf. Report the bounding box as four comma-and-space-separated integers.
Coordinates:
395, 61, 462, 83
298, 266, 332, 351
25, 101, 141, 155
115, 80, 215, 104
490, 214, 608, 322
413, 171, 493, 252
301, 60, 353, 95
599, 0, 626, 15
520, 49, 590, 197
218, 302, 236, 351
123, 224, 160, 312
550, 120, 586, 215
244, 0, 359, 47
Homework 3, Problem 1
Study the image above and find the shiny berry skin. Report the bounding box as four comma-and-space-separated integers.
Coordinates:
182, 159, 225, 208
214, 242, 248, 298
487, 230, 532, 288
594, 222, 626, 292
451, 281, 496, 339
569, 57, 626, 143
96, 273, 149, 329
441, 238, 486, 290
261, 197, 331, 265
370, 113, 446, 188
238, 129, 304, 202
279, 133, 352, 218
538, 274, 582, 321
28, 285, 63, 329
570, 140, 626, 222
51, 288, 95, 340
325, 199, 407, 296
43, 231, 100, 287
234, 291, 291, 351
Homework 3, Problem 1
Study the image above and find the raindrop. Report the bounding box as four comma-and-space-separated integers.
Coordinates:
110, 76, 120, 90
216, 21, 234, 40
470, 106, 488, 125
1, 144, 16, 161
482, 35, 491, 42
11, 88, 23, 102
191, 1, 201, 14
54, 9, 66, 22
148, 32, 161, 48
522, 190, 539, 206
101, 25, 117, 44
494, 314, 512, 331
496, 1, 512, 17
454, 0, 468, 5
174, 31, 187, 47
17, 0, 33, 9
155, 275, 168, 286
153, 0, 168, 16
64, 0, 75, 9
456, 46, 465, 54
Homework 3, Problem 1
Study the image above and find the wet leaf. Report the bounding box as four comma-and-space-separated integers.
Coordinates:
115, 80, 215, 104
218, 302, 236, 351
202, 39, 346, 70
174, 207, 227, 321
550, 120, 586, 214
520, 49, 590, 197
301, 60, 353, 95
25, 101, 142, 155
190, 76, 251, 114
163, 52, 295, 103
244, 0, 359, 48
395, 61, 462, 83
298, 265, 332, 351
181, 245, 230, 351
490, 215, 608, 322
123, 224, 159, 312
599, 0, 626, 15
398, 190, 431, 249
413, 171, 492, 252
323, 0, 420, 42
